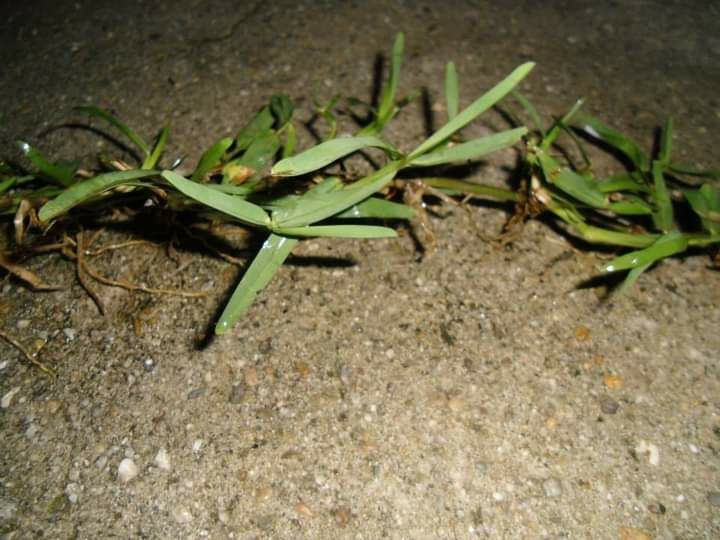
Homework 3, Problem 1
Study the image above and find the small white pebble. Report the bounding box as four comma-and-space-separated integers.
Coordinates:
63, 328, 76, 340
192, 439, 204, 452
1, 387, 21, 409
689, 444, 699, 454
117, 458, 139, 483
16, 319, 30, 330
543, 478, 562, 498
154, 448, 171, 471
635, 440, 660, 466
492, 492, 505, 501
172, 506, 193, 524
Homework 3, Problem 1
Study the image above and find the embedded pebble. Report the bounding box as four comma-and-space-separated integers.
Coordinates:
16, 319, 30, 330
153, 448, 171, 471
117, 458, 139, 482
635, 440, 660, 466
172, 506, 193, 524
543, 478, 562, 498
192, 439, 204, 453
63, 328, 76, 340
599, 395, 619, 414
228, 383, 245, 404
708, 491, 720, 506
648, 502, 666, 514
1, 387, 21, 409
619, 527, 651, 540
64, 483, 81, 504
245, 367, 259, 386
186, 387, 206, 400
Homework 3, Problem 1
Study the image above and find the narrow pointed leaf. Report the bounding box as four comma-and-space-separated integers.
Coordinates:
684, 183, 720, 234
142, 127, 170, 170
161, 170, 270, 228
512, 91, 544, 135
75, 105, 150, 155
575, 114, 649, 170
376, 33, 404, 126
602, 231, 687, 273
409, 62, 534, 160
445, 62, 459, 120
215, 233, 297, 335
270, 94, 294, 127
537, 150, 607, 208
234, 106, 274, 152
271, 136, 399, 177
273, 225, 397, 238
38, 170, 158, 222
410, 128, 526, 167
337, 197, 415, 219
191, 137, 233, 182
658, 118, 673, 164
651, 160, 673, 232
18, 141, 77, 187
617, 261, 653, 294
273, 161, 402, 227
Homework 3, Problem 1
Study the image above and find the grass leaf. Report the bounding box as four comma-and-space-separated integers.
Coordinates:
38, 170, 158, 222
602, 231, 687, 273
162, 170, 270, 228
336, 197, 415, 219
272, 136, 399, 177
445, 62, 459, 120
273, 224, 397, 238
215, 233, 297, 335
574, 114, 649, 170
191, 137, 233, 182
272, 161, 402, 227
142, 127, 170, 170
234, 106, 275, 152
75, 105, 150, 156
409, 127, 526, 167
17, 141, 77, 187
651, 161, 674, 232
409, 62, 534, 160
658, 118, 673, 164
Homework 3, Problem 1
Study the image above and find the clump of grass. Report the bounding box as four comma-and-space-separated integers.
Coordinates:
1, 34, 718, 342
1, 35, 532, 335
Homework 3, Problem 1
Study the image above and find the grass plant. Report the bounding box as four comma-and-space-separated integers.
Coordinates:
1, 34, 718, 341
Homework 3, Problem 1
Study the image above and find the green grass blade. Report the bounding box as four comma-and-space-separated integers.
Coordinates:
574, 114, 649, 170
409, 62, 534, 160
161, 170, 270, 228
537, 150, 607, 208
233, 132, 281, 178
283, 122, 297, 158
215, 233, 297, 335
423, 177, 520, 202
445, 62, 459, 121
684, 184, 720, 234
651, 160, 674, 232
602, 231, 687, 273
668, 163, 720, 180
272, 136, 399, 177
597, 173, 648, 193
512, 91, 544, 135
273, 224, 397, 238
234, 106, 275, 152
607, 196, 653, 215
38, 169, 158, 222
75, 105, 150, 156
270, 94, 294, 127
617, 261, 653, 294
17, 141, 77, 187
272, 161, 402, 227
191, 137, 233, 182
376, 33, 404, 127
410, 128, 526, 167
336, 197, 415, 219
658, 118, 673, 164
142, 127, 170, 170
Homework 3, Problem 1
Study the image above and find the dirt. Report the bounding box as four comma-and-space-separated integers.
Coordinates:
1, 1, 719, 538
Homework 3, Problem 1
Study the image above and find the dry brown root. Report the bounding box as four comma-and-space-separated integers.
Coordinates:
0, 330, 55, 376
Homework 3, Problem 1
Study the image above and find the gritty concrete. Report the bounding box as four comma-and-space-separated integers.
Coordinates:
0, 1, 719, 538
